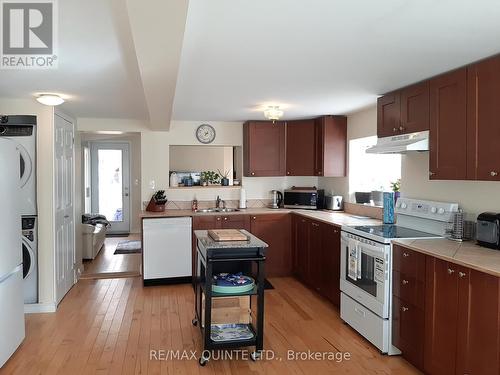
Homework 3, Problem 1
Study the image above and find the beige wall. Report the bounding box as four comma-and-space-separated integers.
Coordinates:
78, 119, 319, 203
0, 98, 55, 306
320, 105, 500, 219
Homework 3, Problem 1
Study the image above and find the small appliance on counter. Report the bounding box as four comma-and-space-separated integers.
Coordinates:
269, 190, 283, 209
325, 195, 343, 211
476, 212, 500, 249
283, 187, 324, 210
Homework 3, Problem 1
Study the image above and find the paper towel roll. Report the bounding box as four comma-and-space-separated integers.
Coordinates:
239, 188, 247, 209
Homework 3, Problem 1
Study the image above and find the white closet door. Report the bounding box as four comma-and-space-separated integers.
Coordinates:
54, 113, 75, 305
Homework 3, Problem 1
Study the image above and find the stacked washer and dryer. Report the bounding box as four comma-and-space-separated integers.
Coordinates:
0, 115, 38, 304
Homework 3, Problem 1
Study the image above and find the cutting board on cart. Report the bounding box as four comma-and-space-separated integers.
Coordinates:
208, 229, 249, 241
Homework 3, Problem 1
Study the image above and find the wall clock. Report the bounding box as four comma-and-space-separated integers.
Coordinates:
196, 124, 216, 144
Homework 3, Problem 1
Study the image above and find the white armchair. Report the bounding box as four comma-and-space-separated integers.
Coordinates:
82, 223, 107, 260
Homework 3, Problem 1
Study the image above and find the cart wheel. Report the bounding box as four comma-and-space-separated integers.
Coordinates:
192, 318, 198, 326
199, 356, 209, 366
250, 351, 261, 361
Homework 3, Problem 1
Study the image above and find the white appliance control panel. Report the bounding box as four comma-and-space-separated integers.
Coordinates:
395, 198, 459, 222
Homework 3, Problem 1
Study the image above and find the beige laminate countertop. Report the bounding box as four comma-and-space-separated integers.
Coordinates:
140, 208, 382, 228
392, 238, 500, 277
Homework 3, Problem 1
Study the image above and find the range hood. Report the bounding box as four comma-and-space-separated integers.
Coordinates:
366, 130, 429, 154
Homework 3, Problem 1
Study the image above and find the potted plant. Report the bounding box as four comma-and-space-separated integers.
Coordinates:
201, 171, 220, 186
218, 169, 231, 186
390, 179, 401, 203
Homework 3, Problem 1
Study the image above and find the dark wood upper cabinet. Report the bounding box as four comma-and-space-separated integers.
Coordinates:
314, 116, 347, 177
429, 68, 467, 180
377, 82, 429, 137
456, 268, 500, 375
424, 257, 460, 375
400, 81, 430, 134
243, 121, 286, 177
286, 119, 316, 176
467, 55, 500, 181
250, 214, 291, 277
377, 91, 401, 137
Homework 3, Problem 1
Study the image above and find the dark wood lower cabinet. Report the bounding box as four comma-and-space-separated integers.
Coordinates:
292, 215, 341, 307
250, 213, 291, 277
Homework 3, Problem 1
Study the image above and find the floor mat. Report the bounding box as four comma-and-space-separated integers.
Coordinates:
114, 240, 142, 254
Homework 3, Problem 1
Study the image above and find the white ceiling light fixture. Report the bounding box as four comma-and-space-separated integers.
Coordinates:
36, 94, 65, 106
264, 105, 284, 123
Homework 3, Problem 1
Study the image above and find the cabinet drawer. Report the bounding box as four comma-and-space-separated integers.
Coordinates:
392, 245, 426, 282
393, 270, 425, 308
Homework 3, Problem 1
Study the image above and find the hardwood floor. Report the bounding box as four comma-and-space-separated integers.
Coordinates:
81, 235, 142, 279
1, 277, 420, 374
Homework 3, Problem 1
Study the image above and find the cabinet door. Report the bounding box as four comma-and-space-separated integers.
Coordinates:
456, 268, 500, 375
400, 81, 430, 134
308, 220, 322, 290
243, 121, 286, 176
320, 224, 341, 307
314, 116, 347, 177
377, 91, 401, 137
429, 69, 467, 180
467, 55, 500, 180
250, 214, 291, 277
192, 216, 219, 283
286, 120, 315, 176
424, 257, 460, 375
293, 216, 310, 282
221, 215, 250, 231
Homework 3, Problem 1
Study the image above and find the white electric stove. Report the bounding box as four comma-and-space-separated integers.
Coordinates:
339, 198, 459, 355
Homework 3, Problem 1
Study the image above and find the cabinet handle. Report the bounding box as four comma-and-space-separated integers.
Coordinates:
429, 171, 435, 177
399, 126, 405, 132
402, 279, 409, 285
216, 217, 221, 221
458, 271, 467, 278
224, 217, 228, 221
251, 172, 255, 176
401, 306, 409, 312
252, 216, 256, 220
317, 171, 322, 175
287, 171, 290, 175
447, 268, 455, 275
491, 171, 498, 177
403, 252, 410, 258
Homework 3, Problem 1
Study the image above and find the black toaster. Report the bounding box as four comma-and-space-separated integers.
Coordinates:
476, 212, 500, 250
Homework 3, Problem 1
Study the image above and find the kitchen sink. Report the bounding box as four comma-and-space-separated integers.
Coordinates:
195, 208, 240, 213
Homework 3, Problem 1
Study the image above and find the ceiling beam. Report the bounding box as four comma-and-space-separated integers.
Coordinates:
125, 0, 189, 130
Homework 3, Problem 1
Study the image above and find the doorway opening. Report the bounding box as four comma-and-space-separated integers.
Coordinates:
79, 132, 142, 280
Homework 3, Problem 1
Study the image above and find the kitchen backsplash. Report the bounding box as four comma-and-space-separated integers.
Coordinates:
143, 199, 273, 210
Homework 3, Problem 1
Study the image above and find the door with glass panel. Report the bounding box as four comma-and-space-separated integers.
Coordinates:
90, 142, 130, 234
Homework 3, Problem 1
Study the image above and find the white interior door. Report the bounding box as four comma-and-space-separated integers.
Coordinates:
90, 142, 130, 234
54, 114, 75, 305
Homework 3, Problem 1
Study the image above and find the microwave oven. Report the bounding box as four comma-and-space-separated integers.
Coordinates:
283, 189, 325, 210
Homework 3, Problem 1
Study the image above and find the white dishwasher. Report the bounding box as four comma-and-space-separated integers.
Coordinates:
142, 217, 192, 283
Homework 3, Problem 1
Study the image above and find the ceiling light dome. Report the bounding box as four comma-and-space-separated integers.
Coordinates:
36, 94, 65, 106
264, 105, 284, 123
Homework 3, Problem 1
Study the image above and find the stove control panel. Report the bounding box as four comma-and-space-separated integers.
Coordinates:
395, 198, 459, 222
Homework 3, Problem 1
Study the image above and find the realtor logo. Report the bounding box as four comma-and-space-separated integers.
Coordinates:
1, 0, 58, 69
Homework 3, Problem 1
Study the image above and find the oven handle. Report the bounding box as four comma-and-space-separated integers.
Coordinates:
342, 233, 386, 258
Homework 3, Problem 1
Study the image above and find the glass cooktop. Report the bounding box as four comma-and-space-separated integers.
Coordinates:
350, 225, 438, 239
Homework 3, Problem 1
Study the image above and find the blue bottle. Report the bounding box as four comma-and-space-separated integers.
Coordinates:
383, 192, 395, 224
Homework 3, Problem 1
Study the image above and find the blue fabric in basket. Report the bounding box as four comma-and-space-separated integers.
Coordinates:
213, 272, 252, 287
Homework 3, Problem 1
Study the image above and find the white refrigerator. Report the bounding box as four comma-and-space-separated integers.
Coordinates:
0, 138, 25, 368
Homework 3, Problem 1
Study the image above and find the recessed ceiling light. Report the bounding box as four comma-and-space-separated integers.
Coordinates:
36, 94, 65, 106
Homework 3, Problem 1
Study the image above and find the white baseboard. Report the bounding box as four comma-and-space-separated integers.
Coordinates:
24, 303, 57, 314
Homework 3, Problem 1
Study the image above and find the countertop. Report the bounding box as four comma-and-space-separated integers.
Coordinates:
393, 238, 500, 277
140, 208, 382, 227
194, 230, 268, 250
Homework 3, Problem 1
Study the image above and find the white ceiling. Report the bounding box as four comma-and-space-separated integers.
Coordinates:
172, 0, 500, 121
1, 0, 500, 126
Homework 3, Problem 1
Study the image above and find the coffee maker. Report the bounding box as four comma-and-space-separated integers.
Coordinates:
269, 190, 283, 209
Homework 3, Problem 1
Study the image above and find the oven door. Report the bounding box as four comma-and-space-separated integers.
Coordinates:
340, 232, 389, 318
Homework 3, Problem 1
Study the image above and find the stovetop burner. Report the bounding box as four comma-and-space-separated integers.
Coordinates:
350, 224, 438, 239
